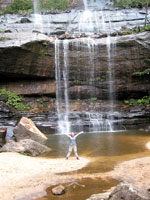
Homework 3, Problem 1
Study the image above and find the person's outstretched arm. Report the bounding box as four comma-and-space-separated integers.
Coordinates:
64, 133, 71, 139
75, 131, 84, 138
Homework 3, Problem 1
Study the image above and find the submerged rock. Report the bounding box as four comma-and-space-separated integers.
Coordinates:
52, 185, 65, 195
0, 139, 51, 156
13, 117, 47, 143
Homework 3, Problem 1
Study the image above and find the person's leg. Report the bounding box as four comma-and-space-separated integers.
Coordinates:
66, 145, 73, 159
73, 145, 79, 159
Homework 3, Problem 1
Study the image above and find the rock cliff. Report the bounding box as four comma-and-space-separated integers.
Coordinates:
0, 32, 149, 99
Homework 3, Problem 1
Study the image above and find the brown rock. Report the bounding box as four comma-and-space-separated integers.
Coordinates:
0, 139, 51, 156
0, 80, 56, 96
0, 128, 7, 143
13, 117, 47, 143
52, 185, 65, 195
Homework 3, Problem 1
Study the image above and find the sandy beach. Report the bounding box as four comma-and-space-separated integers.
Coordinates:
109, 156, 150, 190
1, 152, 150, 200
0, 152, 89, 200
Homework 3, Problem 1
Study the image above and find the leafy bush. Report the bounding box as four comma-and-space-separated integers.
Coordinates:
0, 89, 30, 111
4, 0, 33, 14
125, 96, 150, 107
0, 37, 5, 41
39, 0, 69, 11
132, 68, 150, 77
113, 0, 150, 8
3, 0, 69, 14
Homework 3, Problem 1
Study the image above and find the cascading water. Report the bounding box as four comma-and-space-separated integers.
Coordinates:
33, 0, 43, 33
54, 0, 119, 133
79, 0, 111, 34
55, 39, 71, 134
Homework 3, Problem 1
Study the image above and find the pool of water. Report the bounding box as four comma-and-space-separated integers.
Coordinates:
37, 130, 150, 200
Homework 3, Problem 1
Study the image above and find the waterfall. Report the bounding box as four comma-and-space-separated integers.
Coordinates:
33, 0, 43, 33
55, 39, 71, 134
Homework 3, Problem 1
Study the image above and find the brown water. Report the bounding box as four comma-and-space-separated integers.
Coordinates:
37, 130, 150, 200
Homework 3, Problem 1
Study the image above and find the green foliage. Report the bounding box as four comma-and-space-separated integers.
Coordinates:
144, 58, 150, 63
122, 25, 150, 36
0, 37, 5, 41
88, 97, 97, 101
144, 25, 150, 31
132, 68, 150, 77
42, 42, 48, 47
113, 0, 150, 8
4, 0, 33, 14
125, 96, 150, 107
3, 0, 69, 14
39, 0, 69, 11
36, 98, 48, 107
0, 89, 30, 111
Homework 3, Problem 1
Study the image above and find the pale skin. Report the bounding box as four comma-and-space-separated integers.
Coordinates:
65, 131, 83, 159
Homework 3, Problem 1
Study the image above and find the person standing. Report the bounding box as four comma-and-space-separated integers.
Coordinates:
65, 131, 83, 160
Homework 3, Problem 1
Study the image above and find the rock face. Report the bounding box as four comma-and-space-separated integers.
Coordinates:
0, 128, 7, 145
56, 32, 150, 100
0, 34, 54, 79
52, 185, 65, 195
13, 117, 47, 143
0, 139, 51, 156
86, 183, 150, 200
109, 183, 150, 200
0, 32, 149, 100
0, 80, 56, 96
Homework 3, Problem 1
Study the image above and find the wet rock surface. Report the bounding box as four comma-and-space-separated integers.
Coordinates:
0, 8, 149, 35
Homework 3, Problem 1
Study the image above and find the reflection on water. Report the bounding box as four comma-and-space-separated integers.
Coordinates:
36, 177, 119, 200
38, 131, 150, 200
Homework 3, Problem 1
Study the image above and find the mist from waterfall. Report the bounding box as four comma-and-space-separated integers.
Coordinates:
79, 0, 112, 34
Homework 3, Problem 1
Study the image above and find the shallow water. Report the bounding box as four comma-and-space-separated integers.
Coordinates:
37, 130, 150, 200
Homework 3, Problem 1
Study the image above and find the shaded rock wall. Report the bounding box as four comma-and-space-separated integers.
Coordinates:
0, 32, 149, 100
57, 32, 150, 100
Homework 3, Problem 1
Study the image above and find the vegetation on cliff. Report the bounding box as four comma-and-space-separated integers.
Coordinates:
125, 96, 150, 106
1, 0, 69, 14
113, 0, 150, 8
1, 0, 150, 14
0, 89, 30, 111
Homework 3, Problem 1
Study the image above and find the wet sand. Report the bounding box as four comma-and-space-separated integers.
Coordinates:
0, 152, 89, 200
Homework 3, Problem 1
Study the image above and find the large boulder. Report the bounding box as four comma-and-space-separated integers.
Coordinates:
0, 139, 51, 156
86, 183, 150, 200
13, 117, 47, 143
109, 183, 150, 200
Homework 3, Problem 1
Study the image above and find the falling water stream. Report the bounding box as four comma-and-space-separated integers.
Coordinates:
54, 0, 118, 133
55, 39, 71, 134
33, 0, 43, 33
